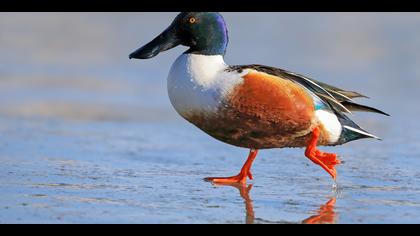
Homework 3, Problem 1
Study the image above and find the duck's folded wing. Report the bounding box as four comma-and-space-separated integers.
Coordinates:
228, 64, 389, 116
280, 70, 390, 116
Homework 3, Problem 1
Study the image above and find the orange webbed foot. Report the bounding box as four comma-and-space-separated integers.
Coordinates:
315, 150, 341, 166
205, 149, 258, 184
204, 174, 248, 184
306, 150, 339, 180
305, 127, 341, 180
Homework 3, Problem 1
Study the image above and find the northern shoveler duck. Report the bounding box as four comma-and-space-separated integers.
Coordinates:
129, 12, 388, 184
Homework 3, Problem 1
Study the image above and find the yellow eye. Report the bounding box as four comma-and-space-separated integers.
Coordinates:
188, 17, 196, 24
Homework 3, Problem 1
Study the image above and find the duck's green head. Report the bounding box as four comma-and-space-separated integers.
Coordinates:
129, 12, 228, 59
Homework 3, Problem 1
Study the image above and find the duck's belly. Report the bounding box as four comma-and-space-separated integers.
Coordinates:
185, 111, 311, 149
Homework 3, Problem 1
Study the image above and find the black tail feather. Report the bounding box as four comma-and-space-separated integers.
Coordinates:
341, 101, 390, 116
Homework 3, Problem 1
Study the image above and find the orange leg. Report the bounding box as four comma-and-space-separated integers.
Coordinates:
205, 149, 259, 184
305, 127, 341, 179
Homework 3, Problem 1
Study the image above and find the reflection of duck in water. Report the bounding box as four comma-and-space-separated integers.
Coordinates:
219, 183, 255, 224
215, 183, 337, 224
302, 198, 337, 224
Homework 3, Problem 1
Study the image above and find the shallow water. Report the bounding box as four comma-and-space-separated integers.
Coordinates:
1, 12, 420, 223
0, 115, 419, 223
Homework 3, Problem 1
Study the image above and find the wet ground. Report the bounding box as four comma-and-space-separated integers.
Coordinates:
0, 114, 419, 223
1, 13, 420, 223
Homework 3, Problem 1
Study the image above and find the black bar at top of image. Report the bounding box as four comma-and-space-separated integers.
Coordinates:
2, 0, 418, 12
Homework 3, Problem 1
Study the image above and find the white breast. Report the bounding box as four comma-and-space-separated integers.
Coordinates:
167, 54, 244, 118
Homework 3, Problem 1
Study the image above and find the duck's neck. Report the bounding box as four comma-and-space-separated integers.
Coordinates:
185, 40, 227, 56
184, 53, 227, 87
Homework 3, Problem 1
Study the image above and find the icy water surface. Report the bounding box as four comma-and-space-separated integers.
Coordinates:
1, 12, 420, 223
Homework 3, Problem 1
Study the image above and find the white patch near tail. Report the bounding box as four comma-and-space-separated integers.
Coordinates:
315, 109, 342, 144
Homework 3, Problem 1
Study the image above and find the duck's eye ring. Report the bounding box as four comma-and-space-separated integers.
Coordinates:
188, 17, 196, 24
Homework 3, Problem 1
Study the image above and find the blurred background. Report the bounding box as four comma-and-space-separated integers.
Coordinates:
1, 13, 420, 223
1, 12, 419, 125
